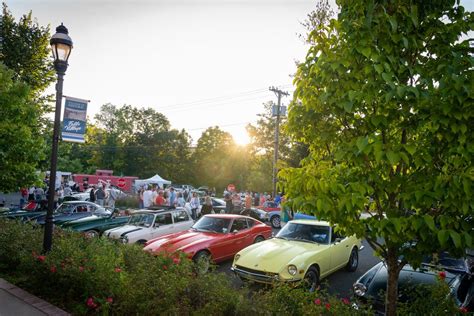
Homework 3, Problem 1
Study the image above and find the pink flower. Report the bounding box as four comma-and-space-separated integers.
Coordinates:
114, 267, 122, 273
86, 297, 97, 309
79, 266, 85, 272
163, 265, 168, 270
314, 298, 321, 305
438, 271, 446, 280
325, 303, 331, 310
50, 266, 57, 273
341, 297, 350, 305
459, 307, 468, 313
37, 255, 46, 262
106, 297, 113, 304
172, 257, 180, 264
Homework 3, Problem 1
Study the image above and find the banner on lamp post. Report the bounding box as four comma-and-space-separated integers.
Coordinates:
61, 96, 89, 143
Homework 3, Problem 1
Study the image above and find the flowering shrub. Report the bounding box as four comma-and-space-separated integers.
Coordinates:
0, 219, 462, 315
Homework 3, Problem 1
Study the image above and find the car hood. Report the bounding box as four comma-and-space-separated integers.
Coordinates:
235, 237, 327, 273
144, 230, 216, 253
106, 225, 145, 238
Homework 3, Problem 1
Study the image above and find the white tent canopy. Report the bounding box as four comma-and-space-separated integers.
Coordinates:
134, 174, 171, 189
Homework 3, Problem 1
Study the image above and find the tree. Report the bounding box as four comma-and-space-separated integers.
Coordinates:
281, 1, 473, 315
0, 63, 45, 191
193, 127, 247, 191
246, 101, 309, 192
1, 3, 55, 95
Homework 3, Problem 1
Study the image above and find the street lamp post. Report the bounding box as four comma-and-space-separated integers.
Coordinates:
43, 24, 73, 252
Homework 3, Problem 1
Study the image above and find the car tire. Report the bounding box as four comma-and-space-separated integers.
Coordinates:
193, 250, 211, 274
346, 248, 359, 272
271, 215, 281, 229
254, 235, 265, 243
303, 266, 320, 292
84, 230, 99, 238
136, 240, 147, 246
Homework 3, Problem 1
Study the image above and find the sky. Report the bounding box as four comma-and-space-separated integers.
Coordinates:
7, 0, 473, 145
7, 0, 324, 145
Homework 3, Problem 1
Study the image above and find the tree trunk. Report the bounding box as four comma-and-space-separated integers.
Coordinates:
385, 247, 401, 316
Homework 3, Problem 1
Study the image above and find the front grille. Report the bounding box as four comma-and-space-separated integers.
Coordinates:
235, 265, 276, 277
233, 265, 279, 283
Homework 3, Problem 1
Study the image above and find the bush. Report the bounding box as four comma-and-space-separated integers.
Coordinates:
0, 218, 461, 315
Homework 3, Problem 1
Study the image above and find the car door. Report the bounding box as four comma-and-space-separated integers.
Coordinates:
329, 227, 351, 270
225, 218, 253, 258
151, 213, 174, 239
172, 210, 193, 232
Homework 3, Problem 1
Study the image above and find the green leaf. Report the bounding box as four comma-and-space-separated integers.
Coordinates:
392, 218, 402, 233
386, 151, 400, 165
423, 215, 435, 231
382, 72, 392, 83
437, 230, 449, 248
374, 64, 384, 74
464, 232, 472, 248
399, 152, 409, 164
343, 101, 354, 112
449, 230, 461, 248
388, 17, 397, 32
410, 5, 419, 27
360, 47, 371, 58
356, 136, 369, 152
405, 144, 416, 155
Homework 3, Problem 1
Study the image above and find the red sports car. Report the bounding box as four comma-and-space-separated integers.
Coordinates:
143, 214, 272, 272
259, 201, 281, 212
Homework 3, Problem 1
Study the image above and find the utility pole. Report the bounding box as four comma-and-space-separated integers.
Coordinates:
269, 86, 289, 199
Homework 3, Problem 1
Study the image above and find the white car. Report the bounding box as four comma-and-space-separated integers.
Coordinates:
104, 208, 193, 245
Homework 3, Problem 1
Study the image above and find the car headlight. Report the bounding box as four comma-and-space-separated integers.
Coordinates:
353, 282, 367, 296
234, 254, 240, 262
120, 236, 129, 244
287, 264, 297, 276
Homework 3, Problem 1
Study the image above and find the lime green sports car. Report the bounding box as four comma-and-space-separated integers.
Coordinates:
231, 220, 362, 290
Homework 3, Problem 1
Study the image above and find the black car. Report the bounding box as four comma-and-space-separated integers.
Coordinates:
353, 261, 473, 314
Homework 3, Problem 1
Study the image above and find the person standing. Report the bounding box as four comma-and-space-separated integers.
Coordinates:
95, 186, 105, 206
200, 196, 214, 217
155, 191, 166, 206
138, 187, 145, 209
176, 192, 186, 207
108, 187, 118, 209
224, 193, 233, 214
63, 185, 72, 197
189, 192, 200, 220
244, 192, 252, 211
143, 186, 152, 208
280, 196, 292, 227
89, 186, 96, 203
28, 187, 35, 202
169, 187, 176, 207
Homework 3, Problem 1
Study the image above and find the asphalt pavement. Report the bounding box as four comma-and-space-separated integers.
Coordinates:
216, 227, 381, 298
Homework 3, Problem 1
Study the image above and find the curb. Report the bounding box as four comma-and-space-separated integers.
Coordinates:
0, 278, 70, 315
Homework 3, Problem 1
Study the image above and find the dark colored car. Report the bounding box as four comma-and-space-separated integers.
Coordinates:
59, 210, 130, 237
353, 262, 474, 314
0, 201, 48, 220
31, 201, 112, 225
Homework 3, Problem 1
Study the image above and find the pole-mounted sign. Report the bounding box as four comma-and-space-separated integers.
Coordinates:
62, 96, 89, 143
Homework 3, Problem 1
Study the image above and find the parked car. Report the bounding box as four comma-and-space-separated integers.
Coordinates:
104, 208, 193, 245
231, 219, 362, 290
0, 201, 48, 220
59, 210, 130, 237
144, 214, 273, 273
353, 261, 474, 313
64, 187, 125, 202
185, 197, 227, 216
239, 208, 269, 224
32, 201, 112, 225
259, 201, 280, 212
267, 211, 317, 229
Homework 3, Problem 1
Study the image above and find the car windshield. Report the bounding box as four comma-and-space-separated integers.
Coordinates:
276, 223, 330, 244
128, 213, 155, 227
192, 216, 231, 233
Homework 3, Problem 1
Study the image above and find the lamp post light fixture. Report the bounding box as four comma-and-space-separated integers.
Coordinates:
43, 24, 73, 252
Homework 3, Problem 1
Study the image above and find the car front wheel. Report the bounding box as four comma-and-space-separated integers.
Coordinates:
271, 215, 281, 228
193, 250, 211, 274
84, 230, 99, 238
346, 248, 358, 272
254, 235, 265, 243
303, 266, 320, 292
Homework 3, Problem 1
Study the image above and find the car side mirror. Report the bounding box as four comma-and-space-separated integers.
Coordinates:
232, 230, 238, 234
154, 224, 159, 229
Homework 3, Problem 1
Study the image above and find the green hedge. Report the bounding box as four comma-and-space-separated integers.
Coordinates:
0, 219, 460, 315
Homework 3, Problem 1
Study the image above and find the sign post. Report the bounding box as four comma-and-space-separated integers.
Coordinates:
117, 178, 126, 189
61, 96, 89, 143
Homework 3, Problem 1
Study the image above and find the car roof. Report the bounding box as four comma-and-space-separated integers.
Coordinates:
62, 201, 98, 206
204, 214, 250, 219
289, 219, 331, 226
129, 207, 186, 215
